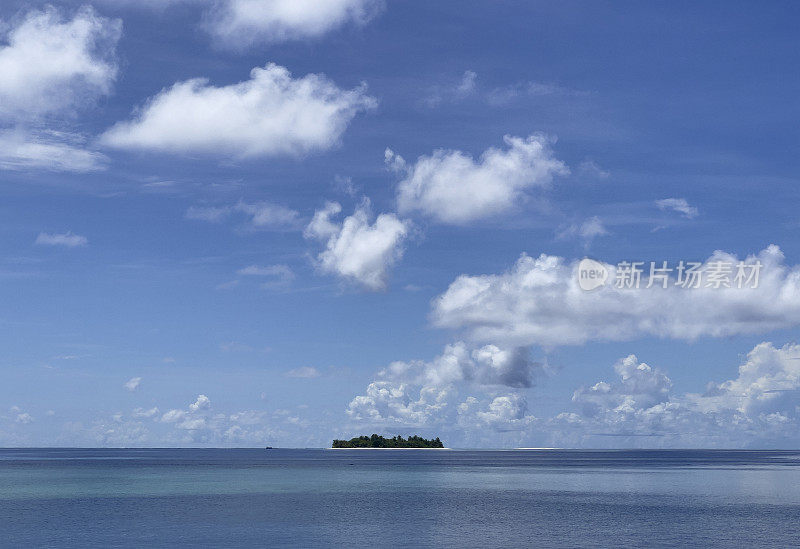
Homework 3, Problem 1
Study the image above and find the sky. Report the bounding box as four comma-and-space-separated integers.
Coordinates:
2, 0, 800, 448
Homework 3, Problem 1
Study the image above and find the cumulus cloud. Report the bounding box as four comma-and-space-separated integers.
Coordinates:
388, 135, 568, 224
0, 394, 289, 447
132, 407, 159, 418
347, 381, 453, 425
343, 344, 800, 447
378, 342, 540, 390
572, 355, 671, 417
123, 393, 286, 445
160, 409, 186, 423
433, 245, 800, 347
186, 200, 301, 230
0, 6, 120, 172
346, 342, 540, 431
189, 394, 211, 412
100, 63, 376, 158
305, 200, 409, 291
35, 231, 88, 248
702, 342, 800, 416
205, 0, 383, 48
552, 342, 800, 447
656, 198, 698, 219
124, 377, 142, 392
159, 394, 213, 432
101, 0, 382, 48
458, 394, 535, 431
9, 407, 35, 425
0, 6, 120, 119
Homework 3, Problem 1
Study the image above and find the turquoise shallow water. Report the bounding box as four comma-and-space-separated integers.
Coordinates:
1, 448, 800, 547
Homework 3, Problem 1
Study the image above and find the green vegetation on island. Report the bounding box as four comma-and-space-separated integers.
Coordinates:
332, 434, 444, 448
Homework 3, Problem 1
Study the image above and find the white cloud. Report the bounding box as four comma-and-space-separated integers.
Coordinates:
124, 377, 142, 392
160, 409, 185, 423
132, 407, 159, 419
423, 70, 478, 107
285, 366, 321, 379
332, 175, 357, 196
577, 159, 610, 179
237, 264, 294, 286
459, 394, 535, 431
572, 355, 671, 417
189, 394, 211, 412
423, 71, 586, 109
101, 0, 382, 48
235, 201, 301, 228
133, 393, 287, 445
433, 245, 800, 347
305, 200, 409, 291
379, 342, 540, 390
205, 0, 383, 48
0, 7, 120, 172
344, 342, 800, 446
557, 216, 608, 247
552, 342, 800, 447
161, 394, 211, 431
702, 342, 800, 416
35, 231, 88, 248
347, 381, 453, 425
0, 6, 120, 119
186, 200, 301, 230
389, 135, 568, 224
0, 129, 108, 172
304, 201, 343, 240
456, 70, 478, 96
185, 205, 230, 223
656, 198, 698, 219
15, 412, 34, 424
345, 342, 540, 430
101, 63, 376, 158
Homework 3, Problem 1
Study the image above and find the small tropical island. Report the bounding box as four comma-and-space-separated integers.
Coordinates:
332, 434, 445, 448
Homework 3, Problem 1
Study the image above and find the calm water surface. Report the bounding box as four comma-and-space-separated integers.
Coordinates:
1, 448, 799, 548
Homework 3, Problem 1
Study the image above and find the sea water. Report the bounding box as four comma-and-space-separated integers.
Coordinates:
1, 448, 799, 547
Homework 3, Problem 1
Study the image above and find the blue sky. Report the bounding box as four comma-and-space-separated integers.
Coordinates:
2, 0, 800, 447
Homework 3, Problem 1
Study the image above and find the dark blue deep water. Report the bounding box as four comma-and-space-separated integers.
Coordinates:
2, 448, 800, 548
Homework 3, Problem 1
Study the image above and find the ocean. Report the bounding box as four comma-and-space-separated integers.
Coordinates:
1, 448, 799, 548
